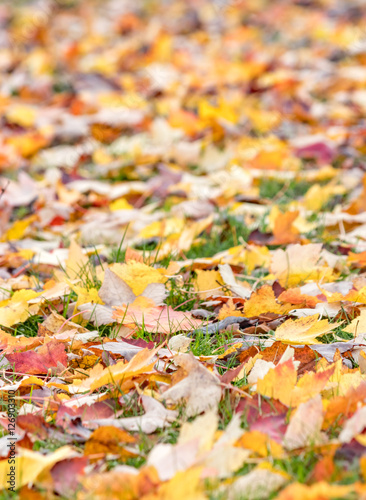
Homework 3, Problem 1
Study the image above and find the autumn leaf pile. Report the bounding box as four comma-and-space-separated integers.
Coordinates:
3, 0, 366, 498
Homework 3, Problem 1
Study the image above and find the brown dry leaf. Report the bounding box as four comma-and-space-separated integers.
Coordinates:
42, 310, 88, 334
162, 353, 222, 417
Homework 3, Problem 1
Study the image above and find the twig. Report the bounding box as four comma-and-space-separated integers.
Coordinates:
188, 316, 252, 337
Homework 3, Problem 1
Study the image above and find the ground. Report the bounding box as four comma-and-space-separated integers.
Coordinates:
1, 0, 366, 499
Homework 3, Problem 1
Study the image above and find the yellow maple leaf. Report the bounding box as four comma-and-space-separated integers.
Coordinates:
0, 446, 74, 490
304, 183, 345, 212
275, 314, 337, 345
71, 285, 103, 317
236, 430, 284, 458
194, 269, 224, 300
291, 365, 335, 406
6, 105, 36, 127
1, 215, 36, 242
111, 261, 167, 296
345, 286, 366, 304
244, 285, 289, 317
218, 299, 243, 320
90, 348, 157, 391
0, 289, 40, 328
270, 243, 334, 287
6, 132, 48, 158
148, 467, 206, 500
139, 218, 185, 239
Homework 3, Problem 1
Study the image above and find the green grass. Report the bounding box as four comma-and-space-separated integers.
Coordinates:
10, 315, 43, 337
185, 213, 251, 260
274, 451, 319, 483
259, 178, 312, 202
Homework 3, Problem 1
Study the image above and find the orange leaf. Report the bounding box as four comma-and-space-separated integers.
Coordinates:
256, 359, 297, 406
278, 288, 321, 308
271, 210, 300, 245
84, 426, 136, 457
244, 285, 289, 317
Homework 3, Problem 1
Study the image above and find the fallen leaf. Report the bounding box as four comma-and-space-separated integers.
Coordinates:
86, 396, 178, 434
283, 396, 325, 450
113, 299, 203, 334
275, 482, 353, 500
110, 261, 168, 296
162, 353, 222, 417
275, 315, 337, 345
0, 446, 75, 490
84, 426, 136, 456
256, 359, 297, 406
6, 341, 67, 375
244, 285, 288, 317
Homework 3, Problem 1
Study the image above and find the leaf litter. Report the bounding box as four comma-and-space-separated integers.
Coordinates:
2, 0, 366, 498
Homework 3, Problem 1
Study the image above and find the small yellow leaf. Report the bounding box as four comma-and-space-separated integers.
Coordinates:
1, 216, 36, 242
236, 430, 284, 458
111, 261, 167, 296
194, 270, 224, 300
110, 198, 133, 211
6, 105, 36, 127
